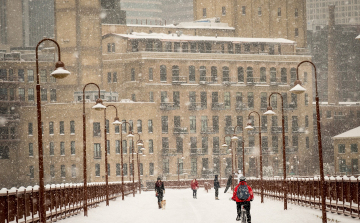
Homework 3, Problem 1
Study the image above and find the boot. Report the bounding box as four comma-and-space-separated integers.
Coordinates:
158, 202, 162, 209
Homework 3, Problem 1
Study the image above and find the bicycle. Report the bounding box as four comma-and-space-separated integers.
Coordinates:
240, 205, 247, 223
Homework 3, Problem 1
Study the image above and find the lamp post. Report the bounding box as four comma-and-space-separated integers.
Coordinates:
35, 38, 70, 223
231, 125, 245, 177
221, 135, 234, 190
120, 120, 132, 199
264, 92, 287, 210
82, 83, 106, 216
245, 111, 263, 203
134, 135, 144, 194
290, 60, 326, 223
126, 129, 136, 196
104, 105, 122, 206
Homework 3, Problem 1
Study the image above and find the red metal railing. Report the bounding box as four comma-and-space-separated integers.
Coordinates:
247, 176, 360, 218
0, 182, 136, 223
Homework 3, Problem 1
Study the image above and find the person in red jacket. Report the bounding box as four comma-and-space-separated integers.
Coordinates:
190, 178, 199, 199
232, 176, 254, 222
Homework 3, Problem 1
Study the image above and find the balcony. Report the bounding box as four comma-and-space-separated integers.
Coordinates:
172, 76, 187, 84
188, 102, 206, 111
211, 102, 228, 110
173, 127, 188, 134
160, 102, 180, 111
199, 76, 217, 85
200, 127, 216, 134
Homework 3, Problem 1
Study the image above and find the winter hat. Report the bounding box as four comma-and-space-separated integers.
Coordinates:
239, 176, 246, 182
157, 177, 161, 181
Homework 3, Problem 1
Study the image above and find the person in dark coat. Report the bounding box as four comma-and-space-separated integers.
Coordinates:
232, 176, 254, 222
190, 178, 199, 199
155, 177, 165, 209
214, 175, 220, 200
224, 174, 232, 193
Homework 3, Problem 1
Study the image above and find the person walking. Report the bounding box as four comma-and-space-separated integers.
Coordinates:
191, 178, 199, 199
232, 176, 254, 222
214, 175, 220, 200
155, 177, 165, 209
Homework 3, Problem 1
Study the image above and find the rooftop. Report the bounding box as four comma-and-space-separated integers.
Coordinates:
107, 32, 295, 44
333, 126, 360, 139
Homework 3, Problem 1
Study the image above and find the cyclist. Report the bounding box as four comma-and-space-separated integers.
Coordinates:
232, 176, 253, 222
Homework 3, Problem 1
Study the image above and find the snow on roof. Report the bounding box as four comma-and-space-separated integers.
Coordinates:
356, 34, 360, 39
333, 126, 360, 139
110, 32, 295, 44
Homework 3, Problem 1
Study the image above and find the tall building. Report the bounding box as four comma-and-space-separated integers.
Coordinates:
193, 0, 307, 48
0, 0, 316, 188
120, 0, 163, 25
306, 0, 360, 30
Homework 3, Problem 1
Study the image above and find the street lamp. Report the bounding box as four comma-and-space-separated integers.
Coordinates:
104, 105, 121, 206
246, 111, 264, 203
231, 125, 245, 178
82, 83, 106, 216
290, 60, 327, 223
264, 92, 287, 210
126, 130, 138, 196
222, 135, 235, 190
35, 38, 70, 223
134, 134, 144, 194
117, 120, 131, 200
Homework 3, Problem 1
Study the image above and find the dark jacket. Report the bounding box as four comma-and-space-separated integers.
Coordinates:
214, 176, 220, 189
155, 181, 165, 196
232, 181, 254, 202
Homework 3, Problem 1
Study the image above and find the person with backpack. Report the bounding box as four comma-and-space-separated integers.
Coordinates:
232, 176, 254, 222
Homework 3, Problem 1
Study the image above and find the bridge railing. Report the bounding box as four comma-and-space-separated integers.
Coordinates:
0, 181, 137, 223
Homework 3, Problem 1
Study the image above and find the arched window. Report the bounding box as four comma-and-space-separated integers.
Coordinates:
199, 66, 206, 82
270, 67, 276, 83
160, 65, 167, 82
222, 66, 229, 82
246, 67, 253, 83
281, 68, 287, 84
260, 67, 266, 83
290, 68, 296, 85
237, 67, 244, 82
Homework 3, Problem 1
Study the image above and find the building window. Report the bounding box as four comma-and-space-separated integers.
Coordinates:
163, 158, 169, 174
258, 7, 262, 16
224, 92, 230, 109
61, 165, 66, 178
222, 6, 226, 15
137, 120, 142, 133
148, 120, 153, 133
203, 8, 206, 17
131, 68, 135, 81
60, 121, 64, 134
19, 88, 25, 101
351, 144, 358, 153
60, 142, 65, 156
107, 72, 112, 83
260, 92, 267, 109
190, 116, 196, 133
160, 65, 167, 82
161, 116, 168, 133
238, 67, 244, 82
149, 163, 154, 175
93, 122, 101, 137
72, 164, 76, 178
116, 163, 121, 176
30, 166, 34, 179
260, 67, 266, 82
281, 68, 287, 84
49, 121, 54, 135
149, 68, 153, 81
50, 89, 56, 102
107, 163, 110, 176
50, 165, 55, 178
122, 140, 127, 154
71, 141, 75, 155
352, 159, 358, 173
295, 8, 298, 17
338, 144, 345, 154
94, 143, 101, 158
189, 66, 195, 82
149, 92, 154, 102
149, 139, 154, 153
115, 140, 120, 154
95, 163, 100, 177
50, 142, 54, 156
28, 70, 34, 82
191, 158, 197, 175
190, 137, 197, 154
70, 121, 75, 134
339, 159, 346, 172
29, 143, 33, 156
28, 88, 34, 101
40, 70, 47, 83
213, 116, 219, 133
247, 92, 254, 109
113, 72, 117, 82
139, 163, 143, 176
295, 28, 299, 37
306, 137, 309, 149
235, 44, 241, 54
242, 6, 246, 15
40, 88, 47, 101
123, 163, 128, 176
278, 7, 281, 16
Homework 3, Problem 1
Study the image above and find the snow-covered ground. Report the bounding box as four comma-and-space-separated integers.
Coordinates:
61, 188, 357, 223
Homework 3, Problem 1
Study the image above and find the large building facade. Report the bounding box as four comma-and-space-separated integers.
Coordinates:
0, 0, 315, 188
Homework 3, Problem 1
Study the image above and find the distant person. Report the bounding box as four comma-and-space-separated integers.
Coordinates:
232, 176, 254, 222
214, 175, 220, 200
155, 177, 165, 209
224, 174, 232, 193
190, 178, 199, 199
